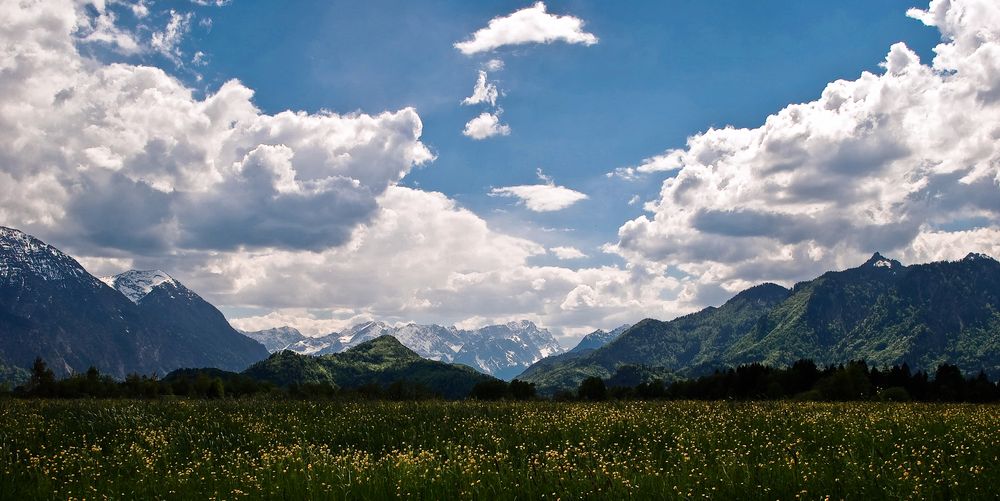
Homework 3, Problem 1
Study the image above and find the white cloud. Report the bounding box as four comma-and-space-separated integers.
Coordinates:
490, 169, 588, 212
627, 195, 641, 206
208, 186, 684, 342
0, 0, 433, 256
228, 309, 369, 337
454, 2, 598, 55
484, 59, 505, 71
150, 10, 193, 64
75, 3, 143, 54
551, 246, 587, 260
463, 112, 511, 139
462, 70, 500, 107
609, 150, 685, 180
611, 0, 1000, 295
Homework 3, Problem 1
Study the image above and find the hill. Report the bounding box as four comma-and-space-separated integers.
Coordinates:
243, 336, 497, 398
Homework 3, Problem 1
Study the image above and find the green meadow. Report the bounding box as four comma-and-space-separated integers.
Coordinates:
1, 400, 997, 499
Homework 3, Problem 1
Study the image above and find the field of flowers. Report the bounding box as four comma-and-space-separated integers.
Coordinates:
0, 399, 997, 499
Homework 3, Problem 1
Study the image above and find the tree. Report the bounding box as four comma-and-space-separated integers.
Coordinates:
207, 377, 225, 399
578, 376, 607, 401
509, 379, 536, 400
27, 357, 55, 396
470, 380, 508, 400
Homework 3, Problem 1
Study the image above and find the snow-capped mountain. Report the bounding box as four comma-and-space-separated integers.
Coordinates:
288, 336, 341, 356
452, 321, 564, 380
568, 324, 632, 354
0, 226, 95, 284
241, 326, 307, 352
241, 319, 565, 379
100, 270, 180, 304
389, 324, 466, 362
0, 227, 268, 377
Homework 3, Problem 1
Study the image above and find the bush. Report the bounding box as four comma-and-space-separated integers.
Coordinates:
877, 386, 911, 402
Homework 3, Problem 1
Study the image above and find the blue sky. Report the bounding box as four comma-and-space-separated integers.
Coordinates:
171, 0, 940, 266
2, 0, 997, 340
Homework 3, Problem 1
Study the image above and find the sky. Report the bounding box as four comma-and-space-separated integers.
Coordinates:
1, 0, 999, 344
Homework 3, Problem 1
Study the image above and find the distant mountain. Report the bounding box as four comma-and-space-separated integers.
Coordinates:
518, 253, 1000, 393
0, 226, 267, 377
243, 319, 564, 379
241, 326, 307, 352
244, 336, 496, 398
452, 321, 564, 380
569, 324, 631, 354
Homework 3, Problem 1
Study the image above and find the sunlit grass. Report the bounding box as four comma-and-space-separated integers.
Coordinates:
0, 399, 996, 499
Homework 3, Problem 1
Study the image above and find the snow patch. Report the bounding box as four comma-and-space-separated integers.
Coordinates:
103, 270, 178, 304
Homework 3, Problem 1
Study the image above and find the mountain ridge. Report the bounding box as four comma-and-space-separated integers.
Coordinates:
517, 253, 1000, 393
0, 226, 268, 378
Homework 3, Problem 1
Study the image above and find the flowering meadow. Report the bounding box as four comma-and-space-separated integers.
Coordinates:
0, 399, 997, 499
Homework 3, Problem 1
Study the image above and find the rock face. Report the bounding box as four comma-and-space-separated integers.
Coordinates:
243, 320, 565, 380
518, 253, 1000, 393
0, 226, 268, 377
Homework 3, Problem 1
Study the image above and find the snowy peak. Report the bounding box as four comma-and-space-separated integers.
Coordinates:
963, 252, 996, 263
570, 324, 631, 354
241, 326, 307, 352
861, 252, 902, 270
102, 269, 180, 304
0, 226, 91, 283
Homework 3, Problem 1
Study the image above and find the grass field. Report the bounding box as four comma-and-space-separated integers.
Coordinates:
0, 399, 997, 499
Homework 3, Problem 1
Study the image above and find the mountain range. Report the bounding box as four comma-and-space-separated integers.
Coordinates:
3, 225, 998, 396
517, 252, 1000, 393
0, 226, 268, 379
242, 319, 565, 380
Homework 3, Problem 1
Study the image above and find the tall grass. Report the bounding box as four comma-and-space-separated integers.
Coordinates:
0, 399, 996, 499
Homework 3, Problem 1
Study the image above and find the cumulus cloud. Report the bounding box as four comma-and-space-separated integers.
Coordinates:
462, 70, 500, 107
0, 0, 433, 256
490, 169, 588, 212
454, 2, 598, 55
610, 0, 1000, 294
463, 112, 511, 139
551, 246, 587, 260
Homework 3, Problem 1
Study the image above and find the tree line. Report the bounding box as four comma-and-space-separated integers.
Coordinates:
7, 357, 999, 402
568, 360, 1000, 402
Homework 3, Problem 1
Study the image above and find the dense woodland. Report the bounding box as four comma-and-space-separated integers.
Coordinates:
7, 356, 999, 403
